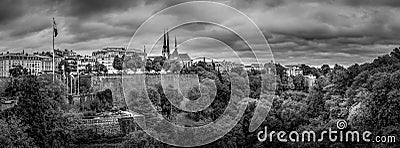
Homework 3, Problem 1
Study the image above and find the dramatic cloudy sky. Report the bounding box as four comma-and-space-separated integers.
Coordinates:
0, 0, 400, 66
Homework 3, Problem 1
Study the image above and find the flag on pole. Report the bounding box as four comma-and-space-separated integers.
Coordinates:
52, 17, 57, 82
53, 18, 58, 37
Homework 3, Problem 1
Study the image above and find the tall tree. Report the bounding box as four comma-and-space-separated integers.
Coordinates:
112, 55, 124, 71
3, 75, 73, 147
152, 57, 164, 72
9, 65, 28, 77
329, 64, 350, 94
320, 64, 331, 76
307, 77, 328, 118
145, 59, 153, 72
292, 74, 307, 91
94, 62, 108, 74
85, 63, 92, 74
163, 59, 182, 73
124, 53, 144, 72
275, 63, 286, 79
299, 64, 312, 75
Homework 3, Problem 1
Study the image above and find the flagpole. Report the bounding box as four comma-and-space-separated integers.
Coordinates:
52, 17, 55, 82
77, 64, 79, 96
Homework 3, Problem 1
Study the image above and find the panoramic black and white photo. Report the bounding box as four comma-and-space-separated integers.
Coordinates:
0, 0, 399, 147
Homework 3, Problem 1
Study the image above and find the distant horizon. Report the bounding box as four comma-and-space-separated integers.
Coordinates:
0, 46, 388, 68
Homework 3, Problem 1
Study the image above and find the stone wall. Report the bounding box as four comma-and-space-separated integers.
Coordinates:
91, 75, 126, 109
74, 116, 140, 137
90, 74, 200, 109
0, 77, 10, 95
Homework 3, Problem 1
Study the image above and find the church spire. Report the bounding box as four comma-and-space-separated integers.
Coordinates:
162, 28, 167, 58
144, 45, 147, 59
174, 36, 177, 52
166, 29, 170, 57
163, 28, 166, 49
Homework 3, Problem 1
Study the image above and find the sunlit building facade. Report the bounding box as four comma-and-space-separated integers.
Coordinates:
92, 47, 146, 74
0, 52, 55, 77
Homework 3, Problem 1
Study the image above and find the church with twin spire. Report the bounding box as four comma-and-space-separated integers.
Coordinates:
162, 29, 192, 67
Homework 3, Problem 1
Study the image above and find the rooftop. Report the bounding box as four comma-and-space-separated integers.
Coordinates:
178, 53, 191, 61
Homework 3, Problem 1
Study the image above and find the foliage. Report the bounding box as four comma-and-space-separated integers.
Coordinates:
275, 63, 286, 79
1, 75, 74, 147
163, 59, 182, 73
307, 76, 328, 118
9, 65, 29, 77
320, 64, 330, 76
72, 47, 400, 147
122, 130, 163, 148
292, 74, 307, 91
95, 89, 113, 111
328, 64, 350, 94
4, 47, 400, 147
0, 116, 35, 147
113, 55, 124, 71
124, 53, 144, 72
85, 63, 93, 74
299, 64, 320, 77
38, 46, 395, 147
78, 76, 91, 93
94, 62, 108, 74
58, 59, 77, 74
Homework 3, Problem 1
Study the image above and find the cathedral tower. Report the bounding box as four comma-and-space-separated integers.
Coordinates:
162, 28, 171, 59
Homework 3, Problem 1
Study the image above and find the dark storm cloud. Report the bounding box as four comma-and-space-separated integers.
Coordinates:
0, 0, 56, 38
244, 0, 400, 65
0, 0, 400, 66
336, 0, 400, 7
178, 22, 208, 32
162, 23, 255, 58
52, 0, 144, 43
64, 18, 133, 43
0, 0, 25, 24
57, 0, 141, 18
7, 15, 50, 37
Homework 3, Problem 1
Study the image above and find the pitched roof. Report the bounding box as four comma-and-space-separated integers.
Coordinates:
285, 64, 300, 68
178, 54, 191, 61
169, 49, 179, 60
251, 63, 262, 68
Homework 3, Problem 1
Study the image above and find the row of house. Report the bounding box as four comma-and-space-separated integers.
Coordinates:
0, 52, 55, 77
0, 47, 315, 80
0, 47, 147, 77
92, 47, 147, 74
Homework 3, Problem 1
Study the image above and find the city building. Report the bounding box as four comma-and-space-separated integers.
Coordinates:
304, 74, 317, 87
35, 55, 54, 74
192, 57, 214, 63
55, 49, 77, 57
147, 56, 163, 61
215, 60, 243, 72
63, 56, 78, 75
0, 51, 57, 77
168, 36, 192, 67
244, 65, 252, 71
251, 63, 263, 71
285, 64, 303, 76
264, 62, 276, 74
92, 47, 146, 74
162, 29, 171, 59
77, 55, 96, 73
33, 51, 63, 74
244, 63, 264, 71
